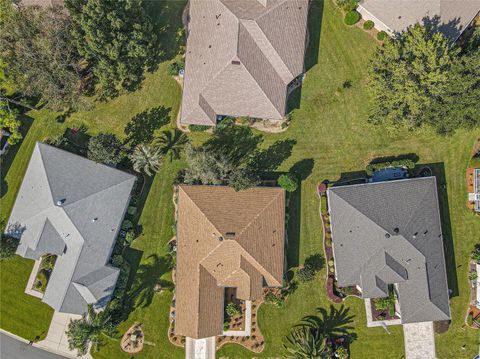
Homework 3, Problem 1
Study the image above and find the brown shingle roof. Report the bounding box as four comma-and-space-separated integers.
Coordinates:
175, 185, 285, 339
180, 0, 310, 125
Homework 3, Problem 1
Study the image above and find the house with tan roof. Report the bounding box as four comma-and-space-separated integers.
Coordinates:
174, 185, 285, 342
180, 0, 310, 126
357, 0, 480, 41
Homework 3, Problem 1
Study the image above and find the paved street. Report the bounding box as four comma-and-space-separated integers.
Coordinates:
0, 332, 67, 359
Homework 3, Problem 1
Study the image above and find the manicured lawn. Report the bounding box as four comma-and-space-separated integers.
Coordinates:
0, 256, 54, 341
1, 0, 479, 358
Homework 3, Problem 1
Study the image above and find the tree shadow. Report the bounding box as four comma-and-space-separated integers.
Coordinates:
334, 170, 367, 186
421, 15, 462, 42
0, 114, 33, 199
205, 126, 263, 166
301, 304, 356, 340
126, 253, 174, 310
144, 0, 187, 67
124, 106, 171, 147
290, 158, 314, 181
252, 138, 297, 174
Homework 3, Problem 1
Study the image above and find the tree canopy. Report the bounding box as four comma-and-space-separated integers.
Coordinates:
368, 24, 479, 134
87, 133, 125, 166
65, 0, 158, 98
0, 5, 82, 110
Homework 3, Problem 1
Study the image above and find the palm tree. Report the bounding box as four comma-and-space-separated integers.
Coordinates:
66, 304, 116, 355
153, 129, 188, 161
130, 144, 162, 176
283, 325, 329, 358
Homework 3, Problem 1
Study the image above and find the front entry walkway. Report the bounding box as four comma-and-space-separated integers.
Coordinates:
185, 336, 215, 359
403, 321, 436, 359
37, 311, 92, 359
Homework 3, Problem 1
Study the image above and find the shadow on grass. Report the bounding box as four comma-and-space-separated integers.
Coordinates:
0, 114, 34, 199
286, 159, 314, 268
302, 305, 356, 340
305, 0, 324, 72
124, 106, 171, 147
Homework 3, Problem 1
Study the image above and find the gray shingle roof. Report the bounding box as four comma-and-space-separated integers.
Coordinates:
180, 0, 309, 125
327, 177, 451, 323
358, 0, 480, 41
6, 142, 135, 314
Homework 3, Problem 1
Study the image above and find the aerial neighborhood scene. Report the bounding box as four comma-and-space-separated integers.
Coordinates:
0, 0, 479, 359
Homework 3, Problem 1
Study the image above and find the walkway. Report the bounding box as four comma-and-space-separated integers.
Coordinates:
37, 311, 92, 359
0, 331, 67, 359
403, 321, 436, 359
185, 336, 216, 359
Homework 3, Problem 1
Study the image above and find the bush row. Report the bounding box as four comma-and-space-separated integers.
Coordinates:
365, 159, 416, 176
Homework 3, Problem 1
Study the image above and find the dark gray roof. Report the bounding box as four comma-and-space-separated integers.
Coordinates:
7, 142, 135, 314
327, 177, 450, 323
358, 0, 480, 41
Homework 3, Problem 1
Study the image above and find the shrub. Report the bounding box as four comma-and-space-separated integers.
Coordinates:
335, 346, 349, 359
471, 243, 480, 263
469, 271, 478, 281
111, 255, 124, 267
297, 264, 316, 283
226, 302, 241, 317
127, 206, 137, 216
325, 238, 332, 247
0, 235, 18, 260
336, 0, 358, 11
189, 124, 211, 132
87, 133, 125, 166
125, 230, 135, 245
363, 20, 374, 30
121, 220, 133, 231
365, 159, 416, 176
167, 59, 185, 76
264, 292, 284, 307
344, 10, 360, 25
278, 173, 298, 192
377, 30, 388, 41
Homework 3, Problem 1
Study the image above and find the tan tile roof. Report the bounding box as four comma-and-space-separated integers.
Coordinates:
175, 185, 285, 339
180, 0, 310, 125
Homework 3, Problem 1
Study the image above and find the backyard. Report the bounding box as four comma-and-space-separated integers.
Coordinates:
0, 0, 479, 358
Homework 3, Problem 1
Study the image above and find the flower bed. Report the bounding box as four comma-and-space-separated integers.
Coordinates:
32, 254, 57, 293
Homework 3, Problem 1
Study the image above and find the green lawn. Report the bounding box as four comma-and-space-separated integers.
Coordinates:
1, 0, 479, 358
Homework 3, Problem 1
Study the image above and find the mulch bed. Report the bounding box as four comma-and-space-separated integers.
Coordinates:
370, 299, 400, 321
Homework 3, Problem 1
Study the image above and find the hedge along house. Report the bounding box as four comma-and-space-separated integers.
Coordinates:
327, 177, 451, 325
6, 142, 136, 314
357, 0, 480, 41
174, 185, 285, 340
180, 0, 310, 126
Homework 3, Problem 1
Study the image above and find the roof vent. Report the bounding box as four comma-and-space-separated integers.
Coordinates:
231, 60, 240, 65
218, 236, 224, 241
226, 232, 236, 238
393, 227, 399, 234
385, 233, 391, 238
92, 217, 98, 222
56, 198, 66, 206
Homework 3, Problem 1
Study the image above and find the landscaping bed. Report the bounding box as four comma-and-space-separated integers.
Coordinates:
33, 254, 57, 293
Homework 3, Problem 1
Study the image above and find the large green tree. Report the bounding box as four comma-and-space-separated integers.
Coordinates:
65, 0, 157, 98
87, 133, 125, 166
368, 24, 479, 133
0, 5, 82, 110
0, 101, 21, 145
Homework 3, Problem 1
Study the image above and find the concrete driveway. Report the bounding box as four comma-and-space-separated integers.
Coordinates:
185, 336, 216, 359
403, 321, 436, 359
37, 311, 91, 359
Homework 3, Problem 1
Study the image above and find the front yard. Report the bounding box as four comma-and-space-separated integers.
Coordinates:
1, 0, 479, 358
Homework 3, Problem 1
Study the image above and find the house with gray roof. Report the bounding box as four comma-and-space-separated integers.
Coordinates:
6, 142, 135, 314
357, 0, 480, 41
180, 0, 310, 126
327, 177, 451, 324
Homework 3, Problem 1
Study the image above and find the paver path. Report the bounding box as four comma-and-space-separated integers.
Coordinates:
403, 321, 436, 359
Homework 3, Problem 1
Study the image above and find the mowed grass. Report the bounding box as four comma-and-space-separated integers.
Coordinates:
1, 0, 479, 358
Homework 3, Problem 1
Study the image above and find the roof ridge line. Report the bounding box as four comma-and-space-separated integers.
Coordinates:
236, 189, 283, 238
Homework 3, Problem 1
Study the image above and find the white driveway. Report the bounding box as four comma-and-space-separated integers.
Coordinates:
37, 311, 92, 359
185, 336, 215, 359
403, 321, 436, 359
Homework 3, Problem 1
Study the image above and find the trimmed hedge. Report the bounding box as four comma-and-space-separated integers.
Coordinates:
363, 20, 374, 30
365, 159, 415, 176
344, 10, 360, 25
189, 124, 211, 132
377, 31, 388, 41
